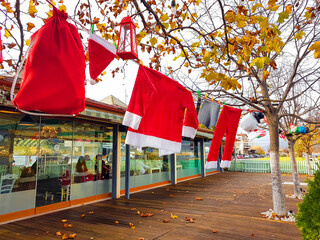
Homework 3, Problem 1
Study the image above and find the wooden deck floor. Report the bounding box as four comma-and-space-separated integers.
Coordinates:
0, 172, 307, 240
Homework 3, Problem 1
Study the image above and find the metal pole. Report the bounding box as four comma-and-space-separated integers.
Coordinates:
125, 144, 130, 199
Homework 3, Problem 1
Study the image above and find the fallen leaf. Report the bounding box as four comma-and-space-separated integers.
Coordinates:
195, 197, 203, 200
251, 233, 255, 237
163, 219, 170, 223
170, 195, 175, 198
136, 211, 140, 215
171, 214, 178, 219
64, 223, 68, 228
162, 202, 166, 204
138, 238, 144, 240
56, 232, 62, 236
81, 214, 86, 218
131, 208, 137, 211
61, 233, 68, 240
61, 219, 68, 223
129, 222, 135, 227
185, 217, 196, 222
115, 221, 119, 224
68, 233, 76, 239
68, 224, 73, 228
88, 211, 94, 214
213, 230, 218, 233
141, 213, 153, 217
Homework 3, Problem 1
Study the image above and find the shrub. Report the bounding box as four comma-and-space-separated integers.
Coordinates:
296, 163, 320, 239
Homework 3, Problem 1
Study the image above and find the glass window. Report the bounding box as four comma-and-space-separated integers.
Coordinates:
0, 112, 39, 214
36, 118, 73, 207
176, 138, 201, 179
70, 121, 113, 200
204, 139, 217, 173
120, 132, 171, 191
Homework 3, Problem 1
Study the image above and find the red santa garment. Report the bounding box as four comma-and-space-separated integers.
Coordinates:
88, 33, 116, 81
205, 106, 242, 169
123, 65, 199, 156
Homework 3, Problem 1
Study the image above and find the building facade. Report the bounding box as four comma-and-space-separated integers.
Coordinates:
0, 77, 217, 223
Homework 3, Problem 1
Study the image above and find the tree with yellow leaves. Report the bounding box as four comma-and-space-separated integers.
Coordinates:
295, 124, 320, 176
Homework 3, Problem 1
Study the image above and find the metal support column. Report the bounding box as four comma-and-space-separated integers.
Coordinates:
125, 144, 130, 199
112, 125, 120, 199
170, 154, 177, 184
200, 138, 206, 177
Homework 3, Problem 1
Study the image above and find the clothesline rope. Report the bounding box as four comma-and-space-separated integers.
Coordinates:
189, 90, 262, 113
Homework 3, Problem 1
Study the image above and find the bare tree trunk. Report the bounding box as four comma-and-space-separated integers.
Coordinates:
269, 115, 287, 215
306, 151, 313, 176
287, 138, 301, 197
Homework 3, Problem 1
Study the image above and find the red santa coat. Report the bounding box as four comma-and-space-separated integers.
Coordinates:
123, 65, 199, 156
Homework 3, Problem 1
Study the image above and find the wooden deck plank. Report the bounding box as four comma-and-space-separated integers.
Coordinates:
0, 172, 306, 240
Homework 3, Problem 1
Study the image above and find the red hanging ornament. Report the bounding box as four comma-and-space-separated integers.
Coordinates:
0, 28, 3, 63
116, 16, 138, 60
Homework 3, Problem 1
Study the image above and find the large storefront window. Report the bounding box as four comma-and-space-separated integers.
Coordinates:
70, 121, 113, 200
176, 138, 201, 179
36, 118, 73, 207
0, 112, 39, 214
120, 132, 171, 191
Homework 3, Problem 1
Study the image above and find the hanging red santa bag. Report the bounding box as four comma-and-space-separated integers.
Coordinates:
12, 8, 86, 115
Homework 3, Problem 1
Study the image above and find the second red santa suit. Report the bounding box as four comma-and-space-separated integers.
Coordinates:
123, 65, 199, 156
205, 106, 242, 169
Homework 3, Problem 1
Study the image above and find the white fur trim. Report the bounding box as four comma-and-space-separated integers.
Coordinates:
89, 78, 97, 85
205, 161, 217, 169
220, 160, 231, 168
182, 126, 197, 139
125, 131, 181, 156
89, 33, 116, 55
123, 111, 142, 130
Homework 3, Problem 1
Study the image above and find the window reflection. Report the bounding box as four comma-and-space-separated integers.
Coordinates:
176, 138, 201, 179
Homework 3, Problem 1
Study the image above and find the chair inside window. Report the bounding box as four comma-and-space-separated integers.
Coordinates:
0, 174, 17, 194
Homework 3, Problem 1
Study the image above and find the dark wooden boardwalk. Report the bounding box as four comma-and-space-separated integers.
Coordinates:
0, 172, 306, 240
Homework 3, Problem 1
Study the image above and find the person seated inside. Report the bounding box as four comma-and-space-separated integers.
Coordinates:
75, 156, 89, 183
136, 160, 150, 175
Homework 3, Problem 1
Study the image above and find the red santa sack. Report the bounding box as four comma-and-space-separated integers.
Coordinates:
12, 8, 86, 115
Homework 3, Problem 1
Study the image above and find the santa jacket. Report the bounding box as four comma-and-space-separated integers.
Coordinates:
123, 65, 199, 156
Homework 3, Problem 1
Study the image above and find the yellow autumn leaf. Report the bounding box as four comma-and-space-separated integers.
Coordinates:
184, 62, 189, 67
4, 29, 11, 39
27, 22, 35, 31
160, 14, 169, 22
191, 42, 200, 48
150, 37, 158, 46
285, 5, 292, 14
155, 25, 160, 33
26, 39, 31, 46
170, 21, 177, 29
101, 71, 106, 76
308, 41, 320, 59
46, 10, 53, 18
293, 31, 305, 40
171, 214, 178, 219
1, 1, 14, 13
252, 3, 263, 13
203, 50, 211, 65
28, 0, 38, 18
163, 23, 169, 29
59, 4, 67, 12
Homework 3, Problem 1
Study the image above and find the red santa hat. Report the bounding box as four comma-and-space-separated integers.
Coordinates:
88, 33, 116, 83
